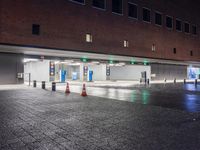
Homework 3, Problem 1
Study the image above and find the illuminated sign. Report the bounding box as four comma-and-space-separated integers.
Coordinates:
49, 61, 55, 76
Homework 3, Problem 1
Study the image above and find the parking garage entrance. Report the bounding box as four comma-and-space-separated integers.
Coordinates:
23, 58, 151, 84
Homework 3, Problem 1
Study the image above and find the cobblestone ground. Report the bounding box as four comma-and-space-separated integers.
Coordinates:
0, 88, 200, 150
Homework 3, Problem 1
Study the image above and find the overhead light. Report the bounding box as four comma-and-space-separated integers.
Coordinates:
23, 58, 39, 63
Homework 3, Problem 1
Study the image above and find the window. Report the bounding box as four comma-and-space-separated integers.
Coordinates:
86, 34, 92, 42
93, 0, 105, 9
69, 0, 84, 4
184, 23, 190, 33
155, 12, 162, 26
192, 25, 197, 35
124, 40, 129, 47
166, 16, 173, 29
112, 0, 123, 14
190, 50, 193, 56
128, 3, 137, 19
143, 8, 151, 22
32, 24, 40, 35
173, 48, 176, 54
152, 44, 156, 51
176, 19, 182, 31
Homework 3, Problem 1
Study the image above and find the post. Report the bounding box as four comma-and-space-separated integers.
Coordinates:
52, 82, 56, 91
184, 79, 186, 84
33, 80, 37, 87
42, 81, 45, 89
147, 79, 150, 85
195, 79, 198, 86
174, 78, 176, 84
29, 73, 31, 86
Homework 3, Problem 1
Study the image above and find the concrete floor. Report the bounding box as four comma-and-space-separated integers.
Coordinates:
0, 85, 200, 150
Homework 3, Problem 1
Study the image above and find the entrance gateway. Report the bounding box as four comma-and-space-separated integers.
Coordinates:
0, 45, 199, 85
24, 58, 151, 83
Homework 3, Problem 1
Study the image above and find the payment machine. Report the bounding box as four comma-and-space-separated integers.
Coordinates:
87, 70, 93, 82
60, 70, 66, 82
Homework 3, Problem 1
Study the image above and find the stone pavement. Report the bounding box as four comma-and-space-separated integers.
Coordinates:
0, 88, 200, 150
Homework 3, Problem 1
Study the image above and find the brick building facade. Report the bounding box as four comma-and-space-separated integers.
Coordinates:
0, 0, 200, 83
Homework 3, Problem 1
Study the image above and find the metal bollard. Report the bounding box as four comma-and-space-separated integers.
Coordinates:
174, 78, 176, 84
147, 79, 150, 85
195, 79, 198, 86
42, 81, 45, 89
184, 79, 186, 84
33, 80, 37, 87
52, 82, 56, 91
140, 78, 142, 84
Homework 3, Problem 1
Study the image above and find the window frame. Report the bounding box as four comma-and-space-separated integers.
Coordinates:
128, 2, 138, 20
92, 0, 106, 11
142, 7, 151, 23
190, 50, 193, 56
154, 11, 162, 27
166, 15, 173, 30
86, 33, 93, 43
192, 24, 197, 35
184, 22, 190, 34
112, 0, 123, 16
123, 40, 129, 48
69, 0, 85, 5
175, 18, 182, 32
32, 24, 40, 35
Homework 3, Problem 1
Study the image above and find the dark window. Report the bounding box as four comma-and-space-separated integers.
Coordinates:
143, 8, 151, 22
192, 25, 197, 35
166, 16, 173, 29
128, 3, 137, 19
70, 0, 84, 4
173, 48, 176, 54
190, 50, 193, 56
176, 19, 182, 31
93, 0, 105, 9
32, 24, 40, 35
184, 23, 190, 33
155, 12, 162, 26
112, 0, 123, 14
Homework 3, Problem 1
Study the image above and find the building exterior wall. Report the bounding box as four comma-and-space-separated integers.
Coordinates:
0, 53, 24, 84
110, 65, 151, 80
88, 64, 107, 81
0, 0, 200, 62
151, 64, 187, 80
24, 60, 50, 82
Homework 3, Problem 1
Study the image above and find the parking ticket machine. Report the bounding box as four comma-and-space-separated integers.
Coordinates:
87, 70, 93, 82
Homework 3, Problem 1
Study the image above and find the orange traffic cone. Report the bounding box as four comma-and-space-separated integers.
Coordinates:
65, 82, 70, 94
81, 84, 87, 96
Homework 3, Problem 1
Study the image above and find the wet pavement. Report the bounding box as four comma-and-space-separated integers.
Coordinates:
0, 86, 200, 150
54, 82, 200, 112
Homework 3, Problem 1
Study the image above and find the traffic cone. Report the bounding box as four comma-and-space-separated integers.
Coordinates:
81, 84, 87, 96
65, 82, 70, 94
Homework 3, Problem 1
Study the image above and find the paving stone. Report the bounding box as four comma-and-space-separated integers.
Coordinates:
0, 87, 200, 150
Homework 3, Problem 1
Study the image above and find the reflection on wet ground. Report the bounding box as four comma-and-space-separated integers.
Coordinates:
55, 83, 200, 112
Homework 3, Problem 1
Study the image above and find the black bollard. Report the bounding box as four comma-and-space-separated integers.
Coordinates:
195, 79, 198, 86
33, 80, 37, 88
184, 79, 186, 84
147, 79, 150, 85
42, 81, 45, 89
52, 82, 56, 91
140, 78, 142, 84
174, 78, 176, 84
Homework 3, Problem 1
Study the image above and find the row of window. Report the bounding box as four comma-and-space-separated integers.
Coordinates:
69, 0, 198, 35
85, 33, 194, 56
31, 24, 194, 56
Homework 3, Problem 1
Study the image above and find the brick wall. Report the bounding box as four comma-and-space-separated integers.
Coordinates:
0, 0, 200, 61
